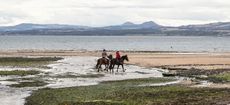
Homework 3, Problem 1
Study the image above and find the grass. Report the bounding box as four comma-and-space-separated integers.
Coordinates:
25, 77, 230, 105
0, 70, 40, 76
9, 80, 48, 88
207, 72, 230, 83
0, 57, 62, 68
6, 77, 48, 88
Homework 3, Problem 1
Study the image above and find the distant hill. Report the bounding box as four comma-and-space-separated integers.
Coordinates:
180, 22, 230, 30
0, 23, 89, 31
102, 21, 161, 30
0, 21, 230, 36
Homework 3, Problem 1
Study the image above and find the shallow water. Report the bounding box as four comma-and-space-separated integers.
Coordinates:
139, 77, 183, 87
45, 57, 164, 88
0, 57, 179, 105
1, 36, 230, 52
0, 85, 32, 105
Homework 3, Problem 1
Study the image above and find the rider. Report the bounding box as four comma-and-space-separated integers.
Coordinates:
102, 49, 108, 59
115, 51, 121, 62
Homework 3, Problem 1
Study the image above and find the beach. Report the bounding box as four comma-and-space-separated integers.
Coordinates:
1, 50, 230, 105
1, 50, 230, 69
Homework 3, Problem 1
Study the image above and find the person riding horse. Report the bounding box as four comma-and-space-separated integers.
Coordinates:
96, 49, 110, 72
102, 49, 108, 60
116, 51, 121, 63
108, 51, 129, 72
96, 50, 129, 72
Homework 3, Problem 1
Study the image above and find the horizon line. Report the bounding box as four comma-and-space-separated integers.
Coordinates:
1, 20, 230, 28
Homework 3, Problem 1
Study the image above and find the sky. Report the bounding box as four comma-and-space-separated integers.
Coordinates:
0, 0, 230, 26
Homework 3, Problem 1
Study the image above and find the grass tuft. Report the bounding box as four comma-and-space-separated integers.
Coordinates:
207, 72, 230, 83
9, 80, 48, 88
0, 57, 63, 68
0, 70, 40, 76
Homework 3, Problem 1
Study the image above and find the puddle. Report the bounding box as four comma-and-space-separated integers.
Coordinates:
139, 77, 183, 87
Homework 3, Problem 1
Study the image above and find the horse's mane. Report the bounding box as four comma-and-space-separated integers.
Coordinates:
121, 55, 127, 58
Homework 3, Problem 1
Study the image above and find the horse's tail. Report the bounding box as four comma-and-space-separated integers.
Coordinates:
95, 59, 99, 69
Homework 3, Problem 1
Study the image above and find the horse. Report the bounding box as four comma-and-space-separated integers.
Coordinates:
109, 55, 129, 72
95, 57, 110, 72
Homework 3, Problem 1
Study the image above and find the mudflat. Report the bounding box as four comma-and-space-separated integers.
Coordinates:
127, 52, 230, 69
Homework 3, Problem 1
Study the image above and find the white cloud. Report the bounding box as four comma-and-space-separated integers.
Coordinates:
0, 0, 230, 26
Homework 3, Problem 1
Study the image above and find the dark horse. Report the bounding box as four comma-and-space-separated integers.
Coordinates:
96, 57, 109, 72
108, 55, 129, 72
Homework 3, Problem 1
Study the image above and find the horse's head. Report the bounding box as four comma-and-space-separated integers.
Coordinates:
122, 55, 129, 62
108, 54, 113, 60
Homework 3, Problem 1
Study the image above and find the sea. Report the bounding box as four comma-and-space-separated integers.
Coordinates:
0, 35, 230, 52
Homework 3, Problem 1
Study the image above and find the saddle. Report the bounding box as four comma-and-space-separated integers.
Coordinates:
116, 59, 122, 64
102, 57, 109, 62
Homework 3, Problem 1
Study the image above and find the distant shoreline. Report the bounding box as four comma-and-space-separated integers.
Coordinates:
0, 49, 229, 56
1, 49, 230, 67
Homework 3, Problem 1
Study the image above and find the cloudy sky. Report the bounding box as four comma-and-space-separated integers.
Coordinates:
0, 0, 230, 26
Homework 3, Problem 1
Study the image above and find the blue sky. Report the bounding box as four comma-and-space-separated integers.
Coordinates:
0, 0, 230, 26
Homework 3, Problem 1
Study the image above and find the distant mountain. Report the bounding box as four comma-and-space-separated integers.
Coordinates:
0, 21, 230, 36
122, 22, 135, 26
0, 23, 90, 32
140, 21, 160, 28
103, 21, 161, 30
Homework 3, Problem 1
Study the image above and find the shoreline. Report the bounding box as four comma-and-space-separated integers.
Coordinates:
1, 50, 230, 68
1, 50, 230, 80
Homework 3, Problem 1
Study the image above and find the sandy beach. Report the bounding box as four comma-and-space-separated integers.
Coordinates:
1, 50, 230, 70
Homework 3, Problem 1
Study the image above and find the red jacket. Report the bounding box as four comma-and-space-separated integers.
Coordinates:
116, 52, 121, 59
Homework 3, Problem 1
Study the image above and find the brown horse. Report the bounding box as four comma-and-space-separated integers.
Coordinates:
96, 57, 109, 72
109, 55, 129, 72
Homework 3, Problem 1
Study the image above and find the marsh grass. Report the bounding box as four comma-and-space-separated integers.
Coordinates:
6, 77, 48, 88
0, 57, 62, 68
207, 72, 230, 83
26, 86, 230, 105
25, 77, 230, 105
59, 100, 125, 105
9, 80, 48, 88
0, 70, 40, 76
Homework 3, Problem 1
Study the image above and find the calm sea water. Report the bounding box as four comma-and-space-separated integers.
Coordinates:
0, 35, 230, 52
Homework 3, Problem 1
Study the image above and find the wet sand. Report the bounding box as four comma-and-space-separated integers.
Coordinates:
1, 50, 230, 70
127, 52, 230, 70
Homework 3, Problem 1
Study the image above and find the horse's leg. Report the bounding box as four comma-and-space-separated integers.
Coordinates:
107, 63, 109, 72
109, 64, 112, 72
106, 64, 109, 72
111, 64, 114, 73
122, 64, 125, 72
96, 60, 99, 69
105, 64, 108, 72
117, 65, 120, 72
107, 60, 110, 72
97, 64, 99, 72
98, 64, 101, 72
103, 64, 106, 71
